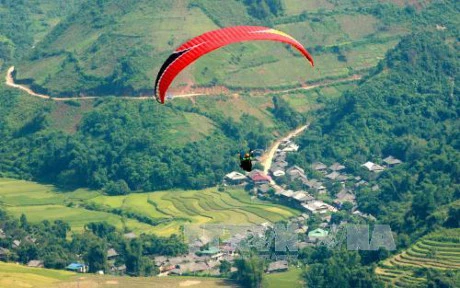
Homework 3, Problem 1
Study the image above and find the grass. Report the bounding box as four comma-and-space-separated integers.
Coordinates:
0, 178, 300, 237
280, 82, 358, 112
0, 261, 235, 288
0, 261, 74, 288
334, 14, 379, 40
283, 0, 334, 14
376, 228, 460, 287
186, 94, 276, 127
266, 267, 303, 288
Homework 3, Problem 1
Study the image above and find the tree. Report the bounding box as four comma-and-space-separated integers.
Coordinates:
104, 180, 131, 196
219, 260, 232, 276
233, 255, 265, 288
85, 242, 107, 273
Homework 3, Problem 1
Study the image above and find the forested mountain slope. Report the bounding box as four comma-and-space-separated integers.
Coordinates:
292, 31, 459, 240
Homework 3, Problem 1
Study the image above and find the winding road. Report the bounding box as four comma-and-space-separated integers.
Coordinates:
4, 66, 203, 101
5, 66, 361, 102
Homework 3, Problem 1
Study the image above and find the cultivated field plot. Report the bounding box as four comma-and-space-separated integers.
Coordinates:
266, 267, 304, 288
14, 0, 418, 95
0, 178, 299, 236
90, 188, 300, 236
376, 228, 460, 287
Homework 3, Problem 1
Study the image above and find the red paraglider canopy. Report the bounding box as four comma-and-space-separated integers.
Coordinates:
154, 26, 314, 104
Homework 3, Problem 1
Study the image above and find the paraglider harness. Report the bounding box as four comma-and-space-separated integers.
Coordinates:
239, 150, 254, 172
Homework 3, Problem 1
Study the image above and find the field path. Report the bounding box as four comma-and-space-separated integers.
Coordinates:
5, 66, 360, 102
260, 124, 309, 176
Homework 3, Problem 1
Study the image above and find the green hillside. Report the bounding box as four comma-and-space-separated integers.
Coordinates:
7, 0, 433, 97
376, 229, 460, 287
0, 178, 299, 236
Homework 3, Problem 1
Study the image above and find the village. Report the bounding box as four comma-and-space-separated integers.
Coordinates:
146, 131, 404, 277
0, 129, 404, 278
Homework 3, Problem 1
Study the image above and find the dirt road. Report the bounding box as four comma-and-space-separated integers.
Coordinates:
5, 66, 203, 101
5, 66, 361, 102
260, 124, 309, 175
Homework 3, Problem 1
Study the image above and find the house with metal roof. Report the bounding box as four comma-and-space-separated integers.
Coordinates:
66, 263, 88, 273
224, 171, 247, 185
308, 228, 329, 241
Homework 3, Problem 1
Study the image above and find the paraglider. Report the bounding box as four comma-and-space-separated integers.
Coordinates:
239, 150, 254, 172
154, 25, 314, 104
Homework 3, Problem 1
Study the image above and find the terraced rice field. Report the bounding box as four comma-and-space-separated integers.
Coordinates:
90, 188, 300, 235
376, 229, 460, 287
0, 178, 299, 236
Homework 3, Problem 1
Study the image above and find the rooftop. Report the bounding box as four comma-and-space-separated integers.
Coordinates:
308, 228, 329, 238
225, 171, 247, 180
329, 162, 346, 171
266, 260, 288, 272
312, 162, 327, 170
383, 156, 403, 165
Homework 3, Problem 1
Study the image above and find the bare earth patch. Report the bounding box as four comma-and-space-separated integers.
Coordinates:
179, 280, 201, 287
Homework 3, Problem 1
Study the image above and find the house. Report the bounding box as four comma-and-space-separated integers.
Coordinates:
123, 232, 137, 239
274, 152, 287, 162
325, 171, 340, 180
312, 162, 327, 172
197, 247, 222, 260
24, 235, 37, 244
302, 201, 337, 214
266, 260, 288, 273
257, 184, 271, 194
361, 161, 385, 172
308, 228, 329, 241
111, 264, 126, 275
329, 162, 346, 171
279, 139, 292, 149
66, 263, 88, 273
27, 260, 44, 268
107, 248, 119, 260
172, 262, 209, 275
273, 159, 289, 168
295, 226, 308, 234
292, 191, 314, 203
12, 240, 21, 248
0, 248, 10, 260
353, 210, 376, 221
286, 165, 305, 176
282, 143, 299, 152
336, 174, 349, 182
224, 171, 247, 185
280, 189, 295, 199
221, 245, 237, 256
320, 214, 332, 223
303, 179, 326, 193
249, 171, 271, 185
334, 189, 356, 207
383, 156, 402, 167
154, 256, 168, 267
286, 166, 307, 181
252, 149, 265, 157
